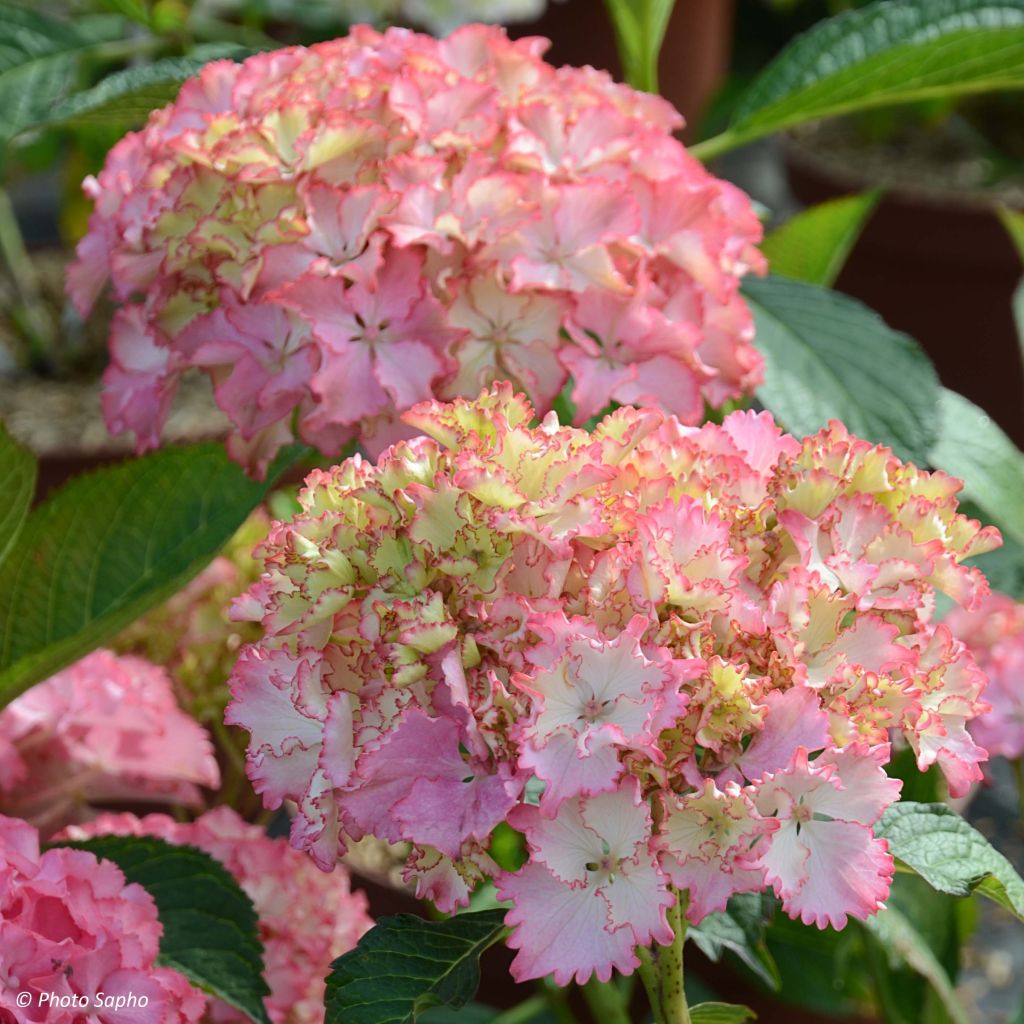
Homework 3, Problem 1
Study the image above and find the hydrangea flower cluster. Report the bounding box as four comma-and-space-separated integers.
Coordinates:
947, 592, 1024, 762
116, 512, 270, 724
62, 807, 372, 1024
69, 24, 764, 474
0, 815, 203, 1023
226, 386, 998, 985
0, 650, 219, 835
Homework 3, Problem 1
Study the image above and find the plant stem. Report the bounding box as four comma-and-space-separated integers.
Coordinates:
581, 976, 631, 1024
637, 945, 663, 1021
540, 978, 580, 1024
639, 888, 692, 1023
688, 129, 744, 164
490, 994, 550, 1024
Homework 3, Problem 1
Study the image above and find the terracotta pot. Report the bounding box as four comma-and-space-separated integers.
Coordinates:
783, 136, 1024, 448
510, 0, 736, 138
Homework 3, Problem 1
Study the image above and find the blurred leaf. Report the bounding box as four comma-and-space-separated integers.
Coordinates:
761, 191, 881, 287
99, 0, 150, 25
877, 802, 1024, 920
694, 0, 1024, 159
689, 894, 779, 990
744, 275, 940, 465
0, 422, 35, 569
60, 836, 271, 1024
0, 3, 125, 144
690, 1004, 757, 1024
863, 905, 969, 1024
0, 442, 306, 707
325, 911, 507, 1024
602, 0, 676, 93
929, 387, 1024, 545
46, 46, 250, 128
968, 527, 1024, 598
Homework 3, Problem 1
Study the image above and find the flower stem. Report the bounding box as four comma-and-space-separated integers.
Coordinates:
639, 888, 692, 1023
490, 994, 550, 1024
581, 976, 631, 1024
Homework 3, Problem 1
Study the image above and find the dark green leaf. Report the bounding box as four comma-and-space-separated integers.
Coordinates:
929, 388, 1024, 545
694, 0, 1024, 159
0, 442, 306, 707
863, 905, 969, 1024
59, 835, 270, 1024
0, 3, 124, 143
745, 275, 940, 464
877, 802, 1024, 920
0, 421, 35, 568
46, 46, 250, 128
602, 0, 675, 93
760, 191, 880, 288
325, 911, 507, 1024
690, 1003, 757, 1024
689, 894, 779, 991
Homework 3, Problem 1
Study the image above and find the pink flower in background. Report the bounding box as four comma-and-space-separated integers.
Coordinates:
947, 592, 1024, 761
0, 815, 204, 1023
62, 808, 372, 1024
225, 385, 998, 982
0, 650, 219, 835
70, 24, 765, 475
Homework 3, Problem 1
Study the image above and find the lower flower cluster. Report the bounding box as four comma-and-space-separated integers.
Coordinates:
226, 385, 999, 984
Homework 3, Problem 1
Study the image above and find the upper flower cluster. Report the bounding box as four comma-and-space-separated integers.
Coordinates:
226, 385, 998, 985
0, 815, 203, 1023
69, 24, 764, 474
62, 807, 372, 1024
947, 592, 1024, 762
0, 649, 219, 835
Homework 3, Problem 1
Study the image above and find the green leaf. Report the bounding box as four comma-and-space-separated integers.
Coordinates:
863, 905, 969, 1024
744, 275, 940, 465
760, 191, 881, 288
325, 910, 507, 1024
877, 802, 1024, 920
0, 3, 124, 144
693, 0, 1024, 160
996, 206, 1024, 361
602, 0, 676, 93
46, 46, 249, 128
929, 387, 1024, 545
0, 422, 35, 569
59, 835, 270, 1024
690, 1003, 757, 1024
689, 894, 779, 991
0, 442, 306, 707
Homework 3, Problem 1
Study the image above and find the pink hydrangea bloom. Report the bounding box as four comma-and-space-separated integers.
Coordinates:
0, 814, 204, 1023
61, 807, 372, 1024
0, 650, 219, 835
946, 592, 1024, 761
70, 25, 764, 475
226, 385, 999, 983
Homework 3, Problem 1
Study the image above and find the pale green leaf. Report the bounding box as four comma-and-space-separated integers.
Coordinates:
0, 442, 306, 707
863, 905, 969, 1024
760, 191, 881, 287
744, 275, 940, 464
602, 0, 676, 93
689, 894, 779, 990
877, 802, 1024, 920
693, 0, 1024, 160
59, 836, 271, 1024
690, 1003, 757, 1024
325, 911, 508, 1024
929, 387, 1024, 545
0, 421, 35, 569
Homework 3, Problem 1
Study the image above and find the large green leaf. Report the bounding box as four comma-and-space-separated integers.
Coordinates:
602, 0, 676, 93
692, 0, 1024, 160
744, 275, 940, 464
0, 4, 124, 144
690, 1004, 756, 1024
46, 46, 249, 128
877, 802, 1024, 919
929, 387, 1024, 545
59, 836, 271, 1024
325, 911, 507, 1024
0, 422, 35, 569
689, 894, 779, 991
0, 442, 305, 707
863, 905, 969, 1024
760, 191, 881, 288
